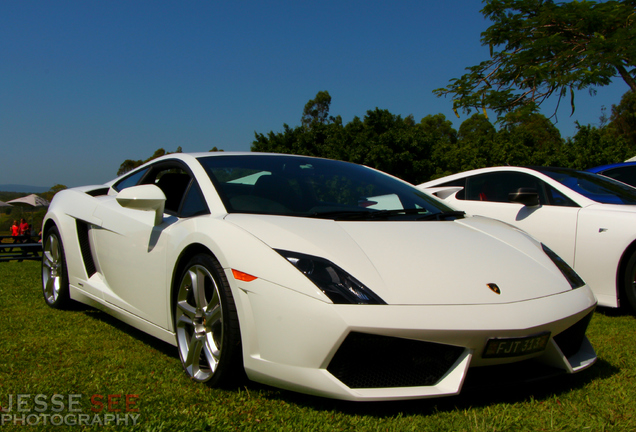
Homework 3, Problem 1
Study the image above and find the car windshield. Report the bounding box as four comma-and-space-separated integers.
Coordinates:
536, 167, 636, 205
198, 154, 456, 220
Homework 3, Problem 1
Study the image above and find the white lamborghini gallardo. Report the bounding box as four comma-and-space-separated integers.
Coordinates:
41, 153, 596, 401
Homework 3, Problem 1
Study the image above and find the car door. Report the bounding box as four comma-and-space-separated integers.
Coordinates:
444, 171, 581, 266
90, 162, 208, 329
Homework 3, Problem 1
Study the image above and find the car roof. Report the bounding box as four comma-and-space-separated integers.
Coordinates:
587, 161, 636, 173
422, 166, 549, 184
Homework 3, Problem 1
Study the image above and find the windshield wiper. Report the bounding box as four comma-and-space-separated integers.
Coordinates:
417, 210, 466, 221
309, 209, 465, 221
310, 209, 428, 220
365, 208, 432, 219
309, 210, 375, 220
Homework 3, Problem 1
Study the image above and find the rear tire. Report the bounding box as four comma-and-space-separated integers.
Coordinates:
174, 254, 243, 387
41, 226, 71, 309
622, 251, 636, 313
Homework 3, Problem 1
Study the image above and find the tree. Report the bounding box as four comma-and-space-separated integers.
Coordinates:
253, 93, 436, 183
421, 114, 460, 179
493, 105, 565, 166
562, 123, 632, 169
450, 114, 497, 173
147, 148, 167, 160
301, 91, 334, 127
116, 147, 182, 176
41, 184, 67, 202
607, 90, 636, 150
434, 0, 636, 118
341, 109, 435, 184
419, 114, 458, 145
117, 159, 144, 176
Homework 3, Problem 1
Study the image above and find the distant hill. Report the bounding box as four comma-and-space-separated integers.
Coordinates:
0, 184, 49, 193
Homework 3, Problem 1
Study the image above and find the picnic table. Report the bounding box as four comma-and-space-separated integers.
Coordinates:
0, 235, 42, 262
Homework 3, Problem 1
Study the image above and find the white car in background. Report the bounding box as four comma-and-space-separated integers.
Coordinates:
419, 166, 636, 312
41, 154, 596, 401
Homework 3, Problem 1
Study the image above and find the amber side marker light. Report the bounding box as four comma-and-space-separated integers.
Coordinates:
232, 269, 258, 282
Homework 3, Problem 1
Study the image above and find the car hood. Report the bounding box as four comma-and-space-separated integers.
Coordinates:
225, 214, 574, 305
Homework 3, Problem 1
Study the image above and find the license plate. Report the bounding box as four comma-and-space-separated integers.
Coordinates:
482, 332, 551, 359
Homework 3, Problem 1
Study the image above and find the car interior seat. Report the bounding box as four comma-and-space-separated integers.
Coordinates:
156, 173, 191, 213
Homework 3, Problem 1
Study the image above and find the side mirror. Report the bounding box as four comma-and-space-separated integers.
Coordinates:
509, 187, 540, 207
116, 185, 166, 225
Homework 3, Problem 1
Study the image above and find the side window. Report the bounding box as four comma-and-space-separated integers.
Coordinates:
180, 182, 210, 218
603, 166, 636, 187
545, 185, 579, 207
112, 168, 149, 192
465, 172, 547, 204
142, 167, 192, 214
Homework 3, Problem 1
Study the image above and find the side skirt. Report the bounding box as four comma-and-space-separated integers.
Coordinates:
69, 285, 177, 347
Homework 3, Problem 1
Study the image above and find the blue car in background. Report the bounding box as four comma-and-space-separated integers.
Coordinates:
587, 162, 636, 188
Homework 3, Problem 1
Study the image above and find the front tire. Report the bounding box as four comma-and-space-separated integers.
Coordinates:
42, 226, 71, 309
174, 254, 242, 386
623, 251, 636, 313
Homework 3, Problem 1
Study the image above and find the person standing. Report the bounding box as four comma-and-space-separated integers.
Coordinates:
10, 220, 20, 242
19, 218, 29, 241
20, 218, 31, 235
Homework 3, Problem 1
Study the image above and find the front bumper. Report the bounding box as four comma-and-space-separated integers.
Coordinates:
231, 274, 597, 401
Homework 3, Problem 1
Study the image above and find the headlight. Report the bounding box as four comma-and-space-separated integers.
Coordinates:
542, 244, 585, 289
276, 250, 386, 305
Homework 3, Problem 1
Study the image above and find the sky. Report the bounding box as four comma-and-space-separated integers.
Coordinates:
1, 1, 630, 189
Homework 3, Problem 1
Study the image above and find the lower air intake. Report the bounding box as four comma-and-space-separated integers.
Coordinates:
327, 332, 464, 389
553, 311, 594, 359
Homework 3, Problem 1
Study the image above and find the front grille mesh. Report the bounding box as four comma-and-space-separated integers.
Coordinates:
327, 332, 464, 389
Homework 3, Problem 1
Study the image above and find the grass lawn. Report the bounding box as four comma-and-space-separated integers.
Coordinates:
1, 261, 635, 431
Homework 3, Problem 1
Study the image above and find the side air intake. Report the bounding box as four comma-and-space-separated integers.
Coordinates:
76, 220, 96, 277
